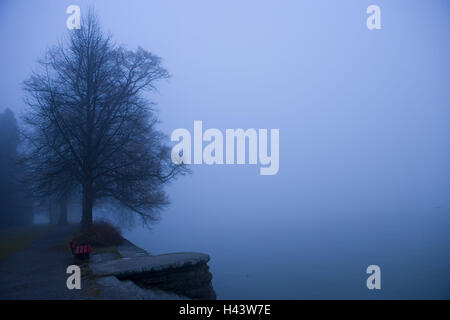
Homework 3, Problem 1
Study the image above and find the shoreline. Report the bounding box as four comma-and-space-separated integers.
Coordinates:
89, 238, 216, 300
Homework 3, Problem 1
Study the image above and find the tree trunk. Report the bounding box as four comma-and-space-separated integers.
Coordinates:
58, 196, 68, 226
49, 202, 57, 225
81, 182, 93, 231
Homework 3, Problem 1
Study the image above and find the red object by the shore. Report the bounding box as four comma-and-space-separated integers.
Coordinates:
70, 239, 91, 260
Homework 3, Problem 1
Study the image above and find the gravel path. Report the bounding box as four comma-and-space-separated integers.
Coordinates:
0, 225, 89, 299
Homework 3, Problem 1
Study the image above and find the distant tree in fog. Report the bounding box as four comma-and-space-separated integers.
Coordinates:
22, 11, 186, 230
0, 108, 33, 227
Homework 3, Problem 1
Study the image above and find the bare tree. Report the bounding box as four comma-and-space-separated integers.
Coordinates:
22, 10, 186, 230
0, 108, 33, 227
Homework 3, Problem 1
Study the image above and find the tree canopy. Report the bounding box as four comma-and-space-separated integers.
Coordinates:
23, 11, 186, 229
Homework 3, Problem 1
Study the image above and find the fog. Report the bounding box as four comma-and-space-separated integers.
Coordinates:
1, 0, 449, 298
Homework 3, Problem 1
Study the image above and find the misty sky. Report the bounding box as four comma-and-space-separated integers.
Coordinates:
1, 0, 449, 298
